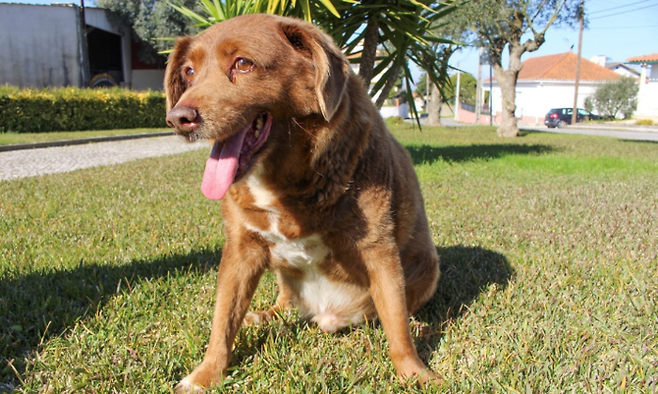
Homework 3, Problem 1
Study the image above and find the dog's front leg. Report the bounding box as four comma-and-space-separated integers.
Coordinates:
176, 240, 267, 393
365, 244, 441, 386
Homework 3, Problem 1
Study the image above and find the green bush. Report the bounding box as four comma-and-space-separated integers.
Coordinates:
635, 119, 654, 126
0, 85, 167, 133
587, 77, 639, 120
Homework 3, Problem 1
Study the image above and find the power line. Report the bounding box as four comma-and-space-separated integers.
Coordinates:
589, 25, 657, 30
590, 3, 658, 20
588, 0, 654, 15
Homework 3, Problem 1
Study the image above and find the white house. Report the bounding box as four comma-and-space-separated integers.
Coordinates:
590, 55, 640, 78
483, 52, 620, 125
627, 53, 658, 120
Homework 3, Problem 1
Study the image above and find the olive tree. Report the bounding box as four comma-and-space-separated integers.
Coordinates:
590, 77, 639, 120
96, 0, 202, 64
454, 0, 581, 137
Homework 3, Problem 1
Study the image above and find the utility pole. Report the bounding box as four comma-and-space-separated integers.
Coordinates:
476, 48, 482, 124
489, 63, 493, 125
571, 0, 584, 125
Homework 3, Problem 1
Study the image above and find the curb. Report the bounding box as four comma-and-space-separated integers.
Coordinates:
0, 132, 175, 153
568, 125, 658, 133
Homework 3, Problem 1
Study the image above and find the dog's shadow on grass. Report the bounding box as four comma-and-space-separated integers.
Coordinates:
414, 245, 515, 358
233, 245, 514, 369
405, 143, 554, 165
1, 244, 512, 387
0, 248, 219, 386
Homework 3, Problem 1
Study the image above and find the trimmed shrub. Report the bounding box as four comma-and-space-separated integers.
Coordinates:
587, 77, 639, 120
635, 119, 654, 126
0, 85, 167, 133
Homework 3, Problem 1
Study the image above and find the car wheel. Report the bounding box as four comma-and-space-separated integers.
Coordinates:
90, 73, 118, 88
557, 120, 567, 128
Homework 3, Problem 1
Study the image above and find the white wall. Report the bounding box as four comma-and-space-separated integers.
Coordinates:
487, 80, 605, 121
609, 65, 639, 78
0, 4, 83, 87
636, 64, 658, 119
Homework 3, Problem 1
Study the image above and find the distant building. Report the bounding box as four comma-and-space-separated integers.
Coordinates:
0, 3, 164, 90
590, 55, 641, 78
627, 53, 658, 120
480, 52, 619, 125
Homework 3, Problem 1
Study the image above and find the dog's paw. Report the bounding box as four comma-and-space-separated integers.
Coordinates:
244, 311, 269, 326
312, 313, 350, 332
175, 364, 224, 394
175, 377, 206, 394
395, 358, 443, 387
412, 368, 443, 387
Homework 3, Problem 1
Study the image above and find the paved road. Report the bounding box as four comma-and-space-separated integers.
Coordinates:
0, 135, 207, 181
520, 124, 658, 142
439, 118, 658, 142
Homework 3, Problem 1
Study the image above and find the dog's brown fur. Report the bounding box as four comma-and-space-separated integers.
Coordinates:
164, 14, 440, 393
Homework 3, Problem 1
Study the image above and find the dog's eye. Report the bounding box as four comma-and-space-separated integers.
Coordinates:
235, 58, 253, 73
184, 67, 195, 85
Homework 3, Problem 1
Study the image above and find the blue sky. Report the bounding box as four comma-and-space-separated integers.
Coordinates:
449, 0, 658, 76
3, 0, 657, 77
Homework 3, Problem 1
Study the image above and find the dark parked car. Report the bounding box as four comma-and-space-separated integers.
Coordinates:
544, 108, 599, 128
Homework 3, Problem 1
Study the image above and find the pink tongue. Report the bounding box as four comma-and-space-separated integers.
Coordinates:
201, 127, 249, 200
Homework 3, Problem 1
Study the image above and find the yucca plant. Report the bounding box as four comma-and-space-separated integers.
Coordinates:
169, 0, 340, 25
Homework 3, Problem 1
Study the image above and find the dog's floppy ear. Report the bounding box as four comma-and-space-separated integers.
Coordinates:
164, 37, 194, 112
280, 22, 349, 121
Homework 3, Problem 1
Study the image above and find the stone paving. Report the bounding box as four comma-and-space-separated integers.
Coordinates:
0, 135, 207, 181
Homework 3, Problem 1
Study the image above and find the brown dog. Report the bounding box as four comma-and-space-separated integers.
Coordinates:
165, 14, 440, 393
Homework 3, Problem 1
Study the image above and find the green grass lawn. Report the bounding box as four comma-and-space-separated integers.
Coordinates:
0, 128, 171, 146
1, 124, 657, 393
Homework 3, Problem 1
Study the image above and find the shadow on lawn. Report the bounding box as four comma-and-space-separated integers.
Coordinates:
414, 245, 515, 360
405, 143, 554, 165
621, 139, 658, 145
1, 244, 512, 389
228, 245, 514, 374
0, 248, 221, 388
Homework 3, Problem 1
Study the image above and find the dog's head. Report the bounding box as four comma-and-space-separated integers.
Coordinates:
164, 14, 350, 200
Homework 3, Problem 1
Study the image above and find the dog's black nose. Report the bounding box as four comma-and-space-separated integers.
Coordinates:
166, 106, 199, 135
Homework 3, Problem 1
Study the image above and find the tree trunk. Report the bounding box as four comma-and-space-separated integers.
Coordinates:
358, 15, 379, 89
492, 44, 524, 137
495, 67, 519, 137
375, 64, 401, 109
426, 83, 443, 126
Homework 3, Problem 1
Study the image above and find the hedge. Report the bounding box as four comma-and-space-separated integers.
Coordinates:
0, 85, 167, 133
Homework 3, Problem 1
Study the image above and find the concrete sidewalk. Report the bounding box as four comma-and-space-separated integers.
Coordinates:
433, 117, 658, 141
566, 123, 658, 133
0, 135, 208, 181
0, 131, 173, 153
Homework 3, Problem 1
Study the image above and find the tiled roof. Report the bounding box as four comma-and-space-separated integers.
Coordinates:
627, 53, 658, 63
517, 52, 620, 81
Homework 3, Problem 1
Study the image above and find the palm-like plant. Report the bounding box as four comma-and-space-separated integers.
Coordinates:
170, 0, 340, 25
170, 0, 458, 121
336, 1, 457, 110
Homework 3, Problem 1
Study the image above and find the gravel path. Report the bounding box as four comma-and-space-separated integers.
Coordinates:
0, 136, 207, 181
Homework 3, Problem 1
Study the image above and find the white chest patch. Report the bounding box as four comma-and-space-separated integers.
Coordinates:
245, 174, 370, 331
246, 172, 277, 211
245, 173, 329, 267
